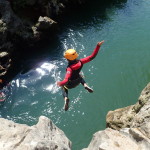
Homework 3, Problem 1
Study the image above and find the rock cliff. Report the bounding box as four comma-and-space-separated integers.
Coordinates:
0, 0, 86, 52
0, 116, 71, 150
1, 83, 150, 150
0, 0, 127, 87
83, 83, 150, 150
0, 0, 86, 88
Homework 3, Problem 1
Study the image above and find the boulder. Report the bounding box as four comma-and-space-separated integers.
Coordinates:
35, 16, 57, 31
84, 82, 150, 150
32, 16, 58, 39
106, 83, 150, 130
83, 127, 150, 150
0, 116, 72, 150
0, 51, 11, 77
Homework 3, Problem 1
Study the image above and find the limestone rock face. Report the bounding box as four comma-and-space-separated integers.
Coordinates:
106, 82, 150, 130
83, 82, 150, 150
83, 128, 150, 150
106, 105, 134, 130
0, 116, 71, 150
32, 16, 58, 39
0, 52, 11, 86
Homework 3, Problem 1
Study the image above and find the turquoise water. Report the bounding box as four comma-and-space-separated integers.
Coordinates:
1, 0, 150, 149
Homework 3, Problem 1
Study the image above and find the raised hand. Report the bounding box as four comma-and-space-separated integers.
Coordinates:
97, 40, 104, 46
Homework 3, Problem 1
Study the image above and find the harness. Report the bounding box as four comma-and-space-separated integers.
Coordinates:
64, 60, 83, 89
67, 60, 83, 80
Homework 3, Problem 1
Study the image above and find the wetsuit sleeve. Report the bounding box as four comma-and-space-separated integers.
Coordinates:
57, 67, 72, 86
80, 44, 101, 64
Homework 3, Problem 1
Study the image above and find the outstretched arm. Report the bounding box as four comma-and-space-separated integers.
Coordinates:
57, 67, 72, 86
80, 40, 104, 64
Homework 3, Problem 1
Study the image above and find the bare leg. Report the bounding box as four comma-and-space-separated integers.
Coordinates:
80, 77, 93, 93
62, 87, 70, 111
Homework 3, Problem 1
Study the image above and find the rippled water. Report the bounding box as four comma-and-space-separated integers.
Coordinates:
1, 0, 150, 149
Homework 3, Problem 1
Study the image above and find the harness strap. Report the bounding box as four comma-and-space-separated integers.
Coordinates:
67, 60, 83, 71
64, 86, 69, 90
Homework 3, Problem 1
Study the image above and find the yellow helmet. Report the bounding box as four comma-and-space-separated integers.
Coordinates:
64, 49, 78, 60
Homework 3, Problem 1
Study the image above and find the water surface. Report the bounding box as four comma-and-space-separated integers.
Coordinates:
1, 0, 150, 149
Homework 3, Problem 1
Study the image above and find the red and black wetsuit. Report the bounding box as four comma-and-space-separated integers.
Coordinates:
58, 44, 101, 88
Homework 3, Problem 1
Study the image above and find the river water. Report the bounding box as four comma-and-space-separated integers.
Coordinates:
1, 0, 150, 149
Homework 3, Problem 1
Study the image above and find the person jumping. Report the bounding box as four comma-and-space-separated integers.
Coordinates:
57, 40, 104, 111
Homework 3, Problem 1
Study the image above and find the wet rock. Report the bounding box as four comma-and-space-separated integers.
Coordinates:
35, 16, 57, 31
0, 0, 87, 86
32, 16, 58, 39
0, 52, 11, 77
0, 116, 72, 150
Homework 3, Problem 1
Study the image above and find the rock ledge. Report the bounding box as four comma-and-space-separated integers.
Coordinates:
0, 116, 71, 150
83, 83, 150, 150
